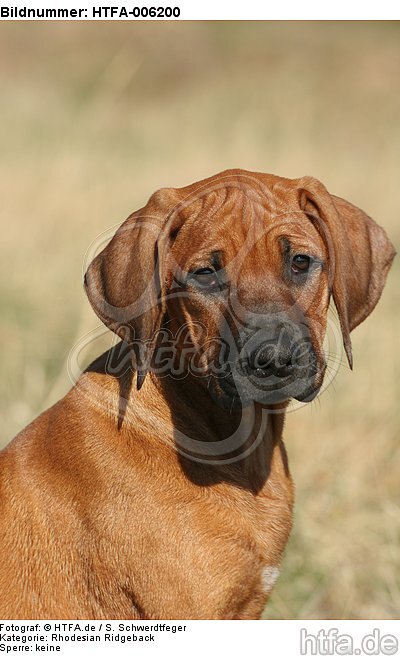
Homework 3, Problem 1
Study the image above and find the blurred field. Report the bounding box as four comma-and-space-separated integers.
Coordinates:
0, 22, 399, 619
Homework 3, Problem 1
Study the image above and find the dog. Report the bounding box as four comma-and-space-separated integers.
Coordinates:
0, 169, 395, 619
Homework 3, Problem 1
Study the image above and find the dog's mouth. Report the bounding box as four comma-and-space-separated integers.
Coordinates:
206, 351, 324, 410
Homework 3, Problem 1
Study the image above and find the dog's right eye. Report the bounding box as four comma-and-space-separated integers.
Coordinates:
190, 267, 220, 291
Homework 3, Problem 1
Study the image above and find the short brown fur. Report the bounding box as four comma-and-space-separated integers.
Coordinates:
0, 169, 394, 619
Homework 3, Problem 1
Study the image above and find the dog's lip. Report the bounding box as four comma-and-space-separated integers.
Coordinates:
292, 384, 320, 402
209, 369, 312, 403
233, 367, 299, 391
252, 365, 295, 379
208, 362, 323, 406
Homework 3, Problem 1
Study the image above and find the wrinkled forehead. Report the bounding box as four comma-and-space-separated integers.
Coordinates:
171, 183, 326, 267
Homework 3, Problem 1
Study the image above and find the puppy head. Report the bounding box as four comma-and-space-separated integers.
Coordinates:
84, 169, 395, 408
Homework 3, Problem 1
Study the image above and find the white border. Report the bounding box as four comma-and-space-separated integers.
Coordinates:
0, 0, 399, 20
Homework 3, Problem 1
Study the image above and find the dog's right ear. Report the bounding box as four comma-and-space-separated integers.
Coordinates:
84, 188, 181, 389
297, 177, 395, 369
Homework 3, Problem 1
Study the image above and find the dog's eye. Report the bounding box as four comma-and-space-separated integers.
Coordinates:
190, 267, 220, 290
291, 254, 310, 275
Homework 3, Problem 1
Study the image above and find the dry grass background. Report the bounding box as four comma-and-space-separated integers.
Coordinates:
0, 21, 399, 619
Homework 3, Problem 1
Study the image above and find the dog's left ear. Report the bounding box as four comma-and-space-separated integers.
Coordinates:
84, 187, 182, 388
297, 177, 395, 368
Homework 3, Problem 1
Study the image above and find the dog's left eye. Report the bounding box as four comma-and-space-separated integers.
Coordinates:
291, 254, 311, 275
190, 267, 220, 290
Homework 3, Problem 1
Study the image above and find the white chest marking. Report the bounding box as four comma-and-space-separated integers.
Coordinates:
261, 565, 280, 595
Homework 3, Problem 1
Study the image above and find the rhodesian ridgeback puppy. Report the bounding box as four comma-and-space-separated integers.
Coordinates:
0, 170, 395, 619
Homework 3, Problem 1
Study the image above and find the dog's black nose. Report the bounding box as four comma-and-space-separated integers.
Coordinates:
248, 340, 293, 378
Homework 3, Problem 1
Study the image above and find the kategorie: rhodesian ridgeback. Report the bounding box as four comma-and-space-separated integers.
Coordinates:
0, 169, 395, 619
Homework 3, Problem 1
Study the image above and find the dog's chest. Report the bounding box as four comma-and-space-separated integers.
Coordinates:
94, 437, 294, 619
106, 480, 292, 619
182, 492, 288, 614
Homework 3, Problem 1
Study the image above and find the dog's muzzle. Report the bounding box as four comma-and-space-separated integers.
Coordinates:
209, 318, 324, 408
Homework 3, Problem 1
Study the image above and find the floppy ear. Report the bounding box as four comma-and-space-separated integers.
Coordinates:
297, 177, 395, 368
84, 188, 181, 389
